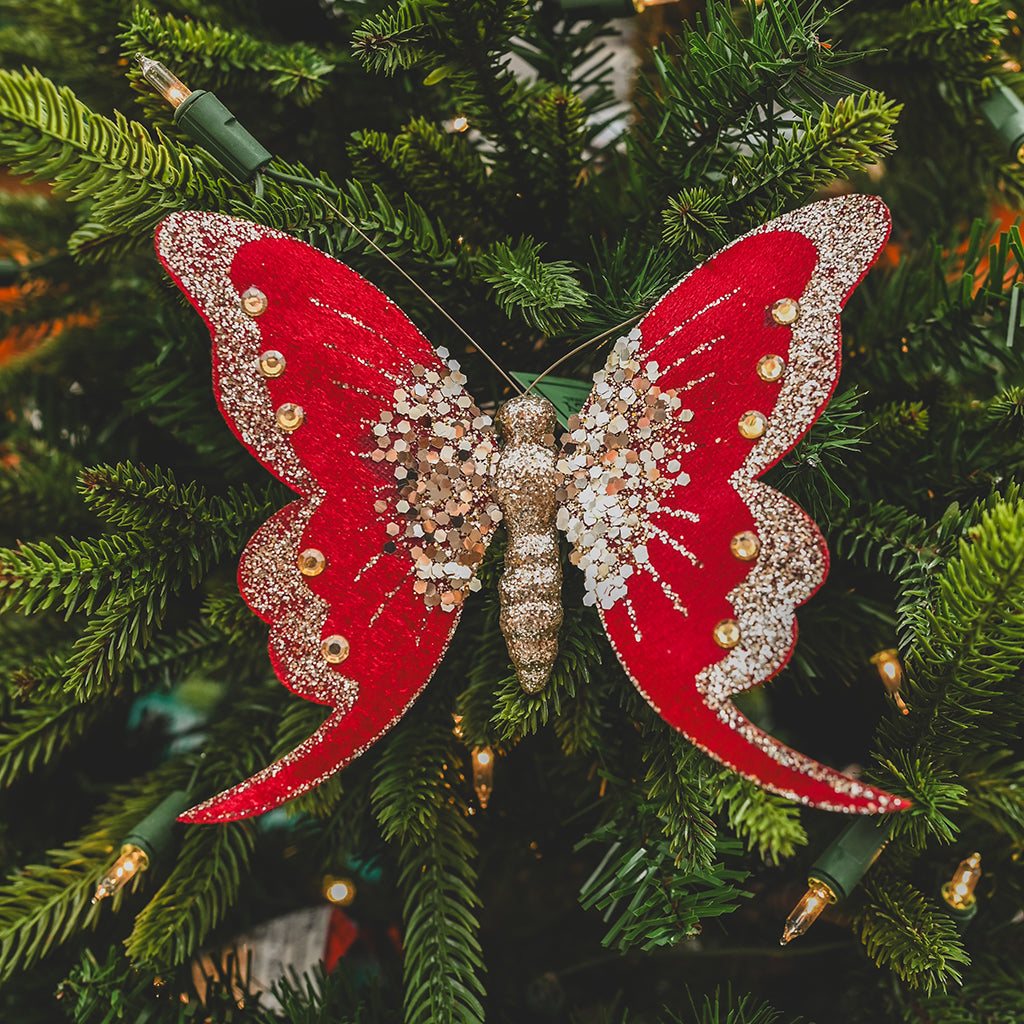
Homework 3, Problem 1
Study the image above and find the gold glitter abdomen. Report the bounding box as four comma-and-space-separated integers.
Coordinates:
494, 395, 563, 693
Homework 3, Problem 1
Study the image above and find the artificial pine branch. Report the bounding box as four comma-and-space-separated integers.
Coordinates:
0, 783, 174, 984
348, 120, 494, 240
476, 238, 589, 332
121, 9, 342, 118
855, 879, 971, 994
0, 693, 111, 789
0, 68, 223, 255
724, 91, 901, 225
577, 807, 748, 953
0, 442, 86, 541
640, 731, 717, 870
958, 748, 1024, 841
901, 500, 1024, 753
842, 0, 1006, 75
709, 774, 807, 866
372, 701, 485, 1024
125, 820, 256, 969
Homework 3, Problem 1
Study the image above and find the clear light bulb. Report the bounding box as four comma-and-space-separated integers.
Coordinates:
323, 875, 356, 906
135, 54, 192, 109
780, 880, 836, 945
93, 844, 149, 904
472, 746, 494, 808
942, 853, 982, 911
871, 648, 909, 714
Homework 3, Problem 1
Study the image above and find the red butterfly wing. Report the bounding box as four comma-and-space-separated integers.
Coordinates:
156, 213, 497, 822
560, 196, 907, 813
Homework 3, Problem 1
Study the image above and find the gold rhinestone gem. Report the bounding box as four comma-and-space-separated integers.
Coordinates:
730, 531, 761, 561
241, 287, 268, 316
756, 353, 785, 382
258, 350, 286, 377
321, 634, 350, 664
770, 298, 799, 325
298, 548, 326, 576
738, 410, 767, 439
276, 403, 304, 431
713, 619, 742, 649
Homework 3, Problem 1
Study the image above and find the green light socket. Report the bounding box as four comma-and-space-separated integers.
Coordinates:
174, 91, 272, 182
121, 790, 194, 865
940, 882, 979, 924
807, 815, 894, 901
981, 83, 1024, 162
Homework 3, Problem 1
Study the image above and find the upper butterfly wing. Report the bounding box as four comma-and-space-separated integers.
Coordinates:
156, 213, 500, 822
559, 195, 907, 813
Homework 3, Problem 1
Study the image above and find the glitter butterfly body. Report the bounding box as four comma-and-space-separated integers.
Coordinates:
156, 194, 909, 824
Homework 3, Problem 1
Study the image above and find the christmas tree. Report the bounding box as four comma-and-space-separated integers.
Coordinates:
2, 0, 1024, 1020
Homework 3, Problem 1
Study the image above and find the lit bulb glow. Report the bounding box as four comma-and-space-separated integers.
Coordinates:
451, 115, 469, 133
871, 648, 909, 714
472, 746, 494, 808
780, 880, 836, 945
324, 876, 356, 906
92, 844, 149, 903
135, 54, 193, 109
942, 852, 982, 910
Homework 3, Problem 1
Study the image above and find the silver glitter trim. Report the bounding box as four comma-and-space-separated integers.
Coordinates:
158, 212, 349, 713
569, 195, 896, 811
238, 502, 355, 708
157, 212, 314, 490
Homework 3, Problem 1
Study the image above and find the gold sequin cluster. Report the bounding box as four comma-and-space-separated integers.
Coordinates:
371, 350, 501, 611
556, 331, 695, 611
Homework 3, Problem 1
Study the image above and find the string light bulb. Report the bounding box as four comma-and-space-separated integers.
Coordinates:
92, 845, 149, 904
780, 880, 835, 945
941, 852, 982, 922
870, 648, 909, 714
92, 789, 194, 905
133, 53, 271, 182
780, 815, 894, 945
472, 746, 494, 808
135, 54, 192, 108
323, 875, 357, 906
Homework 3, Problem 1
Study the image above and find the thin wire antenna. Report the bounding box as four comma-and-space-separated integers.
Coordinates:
264, 169, 523, 395
525, 314, 644, 395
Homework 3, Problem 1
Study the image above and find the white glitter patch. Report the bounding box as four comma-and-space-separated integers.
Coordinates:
558, 334, 698, 611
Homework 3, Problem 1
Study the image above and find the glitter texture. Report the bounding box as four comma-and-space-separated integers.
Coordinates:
158, 195, 908, 821
558, 330, 695, 616
570, 194, 905, 813
156, 211, 481, 822
494, 395, 563, 693
369, 353, 499, 609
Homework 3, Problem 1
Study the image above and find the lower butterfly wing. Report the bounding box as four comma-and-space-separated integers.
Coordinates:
156, 213, 499, 822
560, 195, 907, 812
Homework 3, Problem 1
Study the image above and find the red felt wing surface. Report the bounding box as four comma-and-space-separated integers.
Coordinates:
559, 195, 907, 813
156, 213, 498, 822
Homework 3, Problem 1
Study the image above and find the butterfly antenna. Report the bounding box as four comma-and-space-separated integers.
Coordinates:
263, 170, 523, 395
525, 314, 643, 396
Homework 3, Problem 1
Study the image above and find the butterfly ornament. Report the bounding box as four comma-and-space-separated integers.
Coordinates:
155, 194, 908, 823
